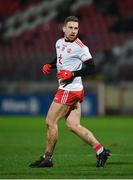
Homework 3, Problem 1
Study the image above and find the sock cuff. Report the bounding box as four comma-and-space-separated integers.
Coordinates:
93, 144, 103, 151
93, 144, 104, 155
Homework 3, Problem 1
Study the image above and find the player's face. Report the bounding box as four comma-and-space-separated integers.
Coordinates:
63, 21, 79, 41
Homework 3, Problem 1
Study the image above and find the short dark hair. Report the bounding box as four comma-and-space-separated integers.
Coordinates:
64, 16, 79, 25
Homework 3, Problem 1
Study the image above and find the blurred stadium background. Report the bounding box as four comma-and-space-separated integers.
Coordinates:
0, 1, 133, 179
0, 0, 133, 116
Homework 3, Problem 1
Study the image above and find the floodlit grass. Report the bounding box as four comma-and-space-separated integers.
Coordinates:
0, 115, 133, 179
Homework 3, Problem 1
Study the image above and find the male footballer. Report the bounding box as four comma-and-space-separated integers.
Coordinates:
29, 16, 111, 168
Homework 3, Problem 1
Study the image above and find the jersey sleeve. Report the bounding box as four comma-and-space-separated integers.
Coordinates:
55, 40, 59, 55
79, 46, 92, 62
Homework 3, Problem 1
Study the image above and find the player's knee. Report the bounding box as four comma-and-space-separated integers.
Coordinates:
46, 121, 57, 130
66, 122, 80, 132
46, 117, 57, 129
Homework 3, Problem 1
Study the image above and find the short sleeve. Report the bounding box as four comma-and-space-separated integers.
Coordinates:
80, 46, 92, 62
55, 40, 59, 49
55, 39, 60, 55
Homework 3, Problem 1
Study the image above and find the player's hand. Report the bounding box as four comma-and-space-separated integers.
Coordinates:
42, 64, 52, 74
57, 70, 73, 82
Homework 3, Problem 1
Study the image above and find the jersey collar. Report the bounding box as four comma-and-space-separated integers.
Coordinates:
64, 37, 78, 43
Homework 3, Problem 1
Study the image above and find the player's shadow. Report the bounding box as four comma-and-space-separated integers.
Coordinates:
108, 161, 133, 165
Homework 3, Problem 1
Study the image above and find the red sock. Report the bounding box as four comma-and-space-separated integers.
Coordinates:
93, 144, 104, 155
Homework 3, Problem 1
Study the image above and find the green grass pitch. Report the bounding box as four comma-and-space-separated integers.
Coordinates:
0, 115, 133, 179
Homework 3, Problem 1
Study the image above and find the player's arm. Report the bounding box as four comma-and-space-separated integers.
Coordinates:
49, 57, 57, 69
42, 57, 57, 74
73, 58, 95, 77
57, 58, 95, 82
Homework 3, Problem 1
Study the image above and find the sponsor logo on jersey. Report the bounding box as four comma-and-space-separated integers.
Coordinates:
62, 44, 67, 51
67, 48, 72, 53
62, 47, 65, 51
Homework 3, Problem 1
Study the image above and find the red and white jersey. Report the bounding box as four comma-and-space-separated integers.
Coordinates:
56, 38, 92, 91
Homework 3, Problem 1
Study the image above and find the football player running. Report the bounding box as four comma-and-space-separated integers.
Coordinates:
29, 16, 111, 168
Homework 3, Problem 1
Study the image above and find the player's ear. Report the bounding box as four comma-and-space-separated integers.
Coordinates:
62, 26, 66, 33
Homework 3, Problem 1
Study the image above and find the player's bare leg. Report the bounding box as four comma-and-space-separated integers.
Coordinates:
65, 101, 111, 167
65, 102, 100, 146
29, 101, 70, 168
44, 101, 70, 155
